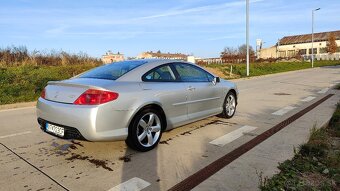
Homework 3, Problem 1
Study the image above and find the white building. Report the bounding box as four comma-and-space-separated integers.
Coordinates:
101, 51, 124, 64
137, 51, 188, 60
259, 30, 340, 60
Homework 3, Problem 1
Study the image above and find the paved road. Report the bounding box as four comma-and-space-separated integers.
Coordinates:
0, 66, 340, 191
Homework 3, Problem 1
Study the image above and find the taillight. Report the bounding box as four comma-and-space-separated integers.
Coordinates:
41, 88, 46, 99
73, 89, 119, 105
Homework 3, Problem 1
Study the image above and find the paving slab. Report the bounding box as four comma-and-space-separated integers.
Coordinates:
193, 92, 340, 191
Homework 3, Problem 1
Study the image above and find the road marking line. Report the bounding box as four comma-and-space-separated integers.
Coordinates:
108, 177, 151, 191
0, 131, 32, 139
301, 96, 316, 102
272, 106, 297, 116
209, 125, 258, 147
318, 88, 329, 94
0, 106, 35, 113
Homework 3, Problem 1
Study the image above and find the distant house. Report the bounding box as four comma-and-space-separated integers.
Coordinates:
137, 51, 188, 60
101, 51, 124, 64
195, 57, 222, 64
258, 30, 340, 60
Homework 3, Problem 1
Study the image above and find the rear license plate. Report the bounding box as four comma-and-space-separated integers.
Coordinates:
46, 123, 65, 137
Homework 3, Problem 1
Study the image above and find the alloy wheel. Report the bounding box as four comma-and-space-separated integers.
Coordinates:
225, 94, 236, 116
136, 112, 161, 147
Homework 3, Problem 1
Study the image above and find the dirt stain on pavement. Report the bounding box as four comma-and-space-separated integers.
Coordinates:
274, 92, 291, 96
205, 119, 237, 126
119, 155, 132, 162
184, 119, 235, 135
65, 154, 89, 161
159, 138, 173, 144
52, 142, 78, 151
161, 119, 237, 145
70, 140, 84, 147
34, 140, 114, 171
66, 153, 113, 171
180, 131, 192, 136
48, 140, 83, 157
88, 159, 113, 171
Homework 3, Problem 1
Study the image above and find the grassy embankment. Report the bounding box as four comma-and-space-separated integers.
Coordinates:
204, 60, 340, 79
260, 98, 340, 191
0, 46, 101, 105
0, 65, 97, 104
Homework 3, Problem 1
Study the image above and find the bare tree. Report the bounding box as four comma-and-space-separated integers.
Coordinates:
220, 47, 238, 57
238, 44, 255, 56
220, 44, 257, 64
326, 33, 338, 54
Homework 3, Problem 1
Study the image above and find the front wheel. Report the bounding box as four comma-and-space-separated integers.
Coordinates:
126, 108, 163, 152
220, 92, 237, 119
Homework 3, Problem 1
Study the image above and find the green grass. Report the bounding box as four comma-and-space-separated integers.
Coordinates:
260, 104, 340, 191
206, 60, 340, 79
335, 84, 340, 90
0, 64, 97, 104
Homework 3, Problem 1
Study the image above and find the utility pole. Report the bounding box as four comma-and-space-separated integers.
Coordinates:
246, 0, 249, 76
311, 8, 320, 68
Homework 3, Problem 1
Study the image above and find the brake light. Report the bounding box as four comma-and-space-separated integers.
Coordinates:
73, 89, 119, 105
41, 88, 46, 99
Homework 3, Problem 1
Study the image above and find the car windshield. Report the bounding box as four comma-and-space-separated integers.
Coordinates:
78, 60, 147, 80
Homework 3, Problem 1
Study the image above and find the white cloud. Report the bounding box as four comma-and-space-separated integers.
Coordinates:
45, 25, 69, 35
135, 0, 264, 20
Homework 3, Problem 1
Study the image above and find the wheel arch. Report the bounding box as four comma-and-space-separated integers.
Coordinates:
129, 102, 167, 131
228, 88, 238, 105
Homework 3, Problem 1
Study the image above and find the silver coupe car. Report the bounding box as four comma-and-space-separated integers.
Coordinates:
37, 59, 238, 151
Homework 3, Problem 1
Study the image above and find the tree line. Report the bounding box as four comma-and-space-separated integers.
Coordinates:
0, 46, 102, 66
220, 44, 256, 63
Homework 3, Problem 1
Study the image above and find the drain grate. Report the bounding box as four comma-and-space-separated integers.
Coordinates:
168, 94, 334, 191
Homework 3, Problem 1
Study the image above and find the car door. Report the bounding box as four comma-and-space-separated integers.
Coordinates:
173, 63, 222, 120
140, 64, 189, 129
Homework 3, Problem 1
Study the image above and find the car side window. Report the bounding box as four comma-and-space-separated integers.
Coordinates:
174, 63, 213, 82
143, 65, 177, 82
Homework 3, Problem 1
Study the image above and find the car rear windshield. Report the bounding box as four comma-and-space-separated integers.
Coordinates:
78, 60, 147, 80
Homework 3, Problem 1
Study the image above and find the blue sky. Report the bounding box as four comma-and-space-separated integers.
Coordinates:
1, 0, 339, 58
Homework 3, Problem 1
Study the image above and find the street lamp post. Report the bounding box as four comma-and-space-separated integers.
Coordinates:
246, 0, 249, 76
311, 8, 320, 68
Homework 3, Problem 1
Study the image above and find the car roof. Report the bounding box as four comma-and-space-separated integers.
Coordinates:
116, 59, 180, 82
116, 59, 214, 82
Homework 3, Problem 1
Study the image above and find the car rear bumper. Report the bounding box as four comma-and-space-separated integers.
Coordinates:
38, 118, 87, 140
36, 98, 130, 141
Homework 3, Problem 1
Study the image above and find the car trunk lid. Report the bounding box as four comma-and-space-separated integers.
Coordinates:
45, 78, 113, 104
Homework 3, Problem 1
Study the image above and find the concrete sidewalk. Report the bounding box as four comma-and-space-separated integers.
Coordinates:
0, 101, 36, 111
193, 90, 340, 191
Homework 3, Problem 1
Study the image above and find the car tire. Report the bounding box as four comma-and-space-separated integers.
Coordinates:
220, 91, 237, 119
126, 108, 163, 152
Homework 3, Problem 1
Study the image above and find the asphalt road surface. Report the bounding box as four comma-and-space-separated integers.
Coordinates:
1, 66, 340, 191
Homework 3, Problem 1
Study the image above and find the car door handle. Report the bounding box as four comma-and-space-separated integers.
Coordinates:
187, 86, 195, 91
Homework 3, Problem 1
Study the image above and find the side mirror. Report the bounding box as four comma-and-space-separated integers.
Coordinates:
212, 77, 220, 85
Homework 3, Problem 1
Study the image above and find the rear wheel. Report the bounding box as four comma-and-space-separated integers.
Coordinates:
126, 108, 163, 152
220, 91, 237, 119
